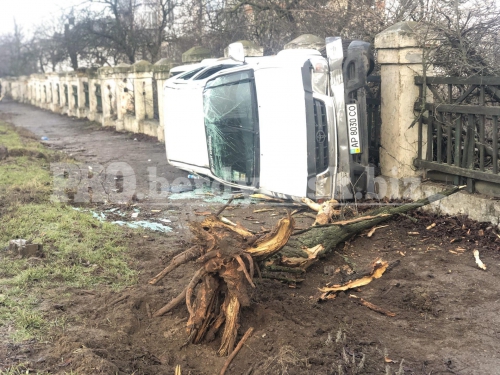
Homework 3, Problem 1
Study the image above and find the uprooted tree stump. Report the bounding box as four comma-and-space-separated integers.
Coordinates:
151, 186, 462, 356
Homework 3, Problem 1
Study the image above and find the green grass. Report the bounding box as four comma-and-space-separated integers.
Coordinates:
0, 123, 25, 149
0, 121, 137, 343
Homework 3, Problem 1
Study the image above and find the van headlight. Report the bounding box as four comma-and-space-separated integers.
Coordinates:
310, 57, 328, 95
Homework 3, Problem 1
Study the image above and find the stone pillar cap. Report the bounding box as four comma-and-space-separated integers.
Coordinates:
284, 34, 324, 50
132, 60, 153, 73
375, 21, 422, 49
182, 46, 213, 63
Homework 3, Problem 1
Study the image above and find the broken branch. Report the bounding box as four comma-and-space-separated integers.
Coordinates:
216, 194, 242, 217
349, 295, 396, 317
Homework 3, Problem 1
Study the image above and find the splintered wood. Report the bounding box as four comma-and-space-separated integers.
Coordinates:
473, 249, 487, 270
281, 244, 325, 270
367, 225, 388, 238
319, 259, 389, 301
245, 216, 295, 261
302, 197, 340, 225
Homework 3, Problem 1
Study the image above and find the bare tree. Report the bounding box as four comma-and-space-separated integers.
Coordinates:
0, 21, 37, 77
79, 0, 177, 64
423, 0, 500, 76
1, 0, 499, 76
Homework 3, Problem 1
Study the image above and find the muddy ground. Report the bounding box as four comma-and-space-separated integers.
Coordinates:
1, 100, 500, 375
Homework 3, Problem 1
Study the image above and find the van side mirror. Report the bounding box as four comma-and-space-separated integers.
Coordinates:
342, 41, 374, 95
227, 42, 245, 63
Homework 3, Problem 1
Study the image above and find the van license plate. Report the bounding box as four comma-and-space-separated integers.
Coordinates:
346, 103, 361, 154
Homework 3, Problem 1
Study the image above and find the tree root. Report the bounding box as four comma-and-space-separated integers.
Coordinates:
148, 246, 201, 285
219, 327, 254, 375
153, 288, 187, 317
217, 293, 241, 357
186, 268, 208, 316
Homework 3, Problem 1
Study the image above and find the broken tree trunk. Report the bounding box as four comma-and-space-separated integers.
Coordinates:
262, 186, 462, 271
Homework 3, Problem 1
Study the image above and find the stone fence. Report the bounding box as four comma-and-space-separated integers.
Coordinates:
0, 39, 265, 142
0, 59, 173, 141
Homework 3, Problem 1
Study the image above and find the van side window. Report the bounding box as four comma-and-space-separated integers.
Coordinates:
178, 67, 204, 80
194, 65, 234, 80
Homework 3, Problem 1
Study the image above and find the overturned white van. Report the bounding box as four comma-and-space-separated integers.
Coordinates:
164, 38, 375, 201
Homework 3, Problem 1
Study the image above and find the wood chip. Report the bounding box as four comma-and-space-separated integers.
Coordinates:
253, 209, 275, 213
367, 225, 388, 238
194, 211, 211, 216
408, 232, 419, 235
220, 217, 237, 226
473, 249, 487, 270
426, 223, 436, 230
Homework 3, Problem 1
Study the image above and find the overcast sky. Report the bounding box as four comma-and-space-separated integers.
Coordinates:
0, 0, 84, 35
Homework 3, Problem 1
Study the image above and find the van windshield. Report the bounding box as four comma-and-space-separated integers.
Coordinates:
203, 70, 259, 186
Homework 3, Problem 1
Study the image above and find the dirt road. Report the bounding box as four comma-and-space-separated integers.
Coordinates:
1, 100, 500, 375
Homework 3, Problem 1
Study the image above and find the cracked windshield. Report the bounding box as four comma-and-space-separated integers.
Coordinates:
203, 70, 258, 186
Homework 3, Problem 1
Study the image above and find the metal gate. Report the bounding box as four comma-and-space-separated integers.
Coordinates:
413, 76, 500, 192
